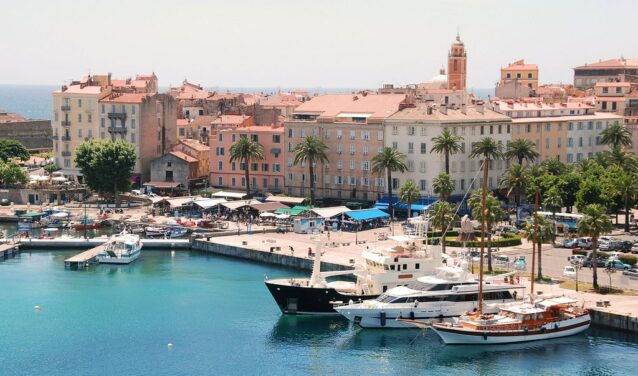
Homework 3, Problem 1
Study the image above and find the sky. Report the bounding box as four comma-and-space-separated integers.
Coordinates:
2, 0, 637, 90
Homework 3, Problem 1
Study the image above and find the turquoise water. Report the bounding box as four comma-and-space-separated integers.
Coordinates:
1, 250, 637, 376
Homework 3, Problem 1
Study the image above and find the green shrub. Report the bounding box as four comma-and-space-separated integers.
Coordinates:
620, 255, 637, 266
444, 235, 522, 248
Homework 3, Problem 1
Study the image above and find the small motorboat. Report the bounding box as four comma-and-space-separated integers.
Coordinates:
73, 218, 101, 231
97, 232, 143, 264
167, 227, 189, 238
145, 226, 168, 238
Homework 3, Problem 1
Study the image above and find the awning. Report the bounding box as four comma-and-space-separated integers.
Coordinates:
221, 200, 258, 210
311, 206, 350, 218
143, 181, 182, 188
377, 203, 429, 211
165, 196, 201, 208
344, 208, 390, 221
274, 205, 311, 216
211, 191, 247, 199
249, 202, 288, 212
193, 198, 227, 209
266, 195, 306, 204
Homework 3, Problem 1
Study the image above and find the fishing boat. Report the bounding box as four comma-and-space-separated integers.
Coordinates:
167, 227, 189, 238
72, 217, 101, 231
145, 226, 169, 238
97, 232, 143, 264
17, 212, 47, 230
424, 296, 590, 344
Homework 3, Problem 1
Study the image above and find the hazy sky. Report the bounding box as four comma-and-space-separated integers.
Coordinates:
2, 0, 637, 90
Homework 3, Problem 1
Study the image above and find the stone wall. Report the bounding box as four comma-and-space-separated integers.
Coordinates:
0, 120, 52, 151
590, 309, 638, 333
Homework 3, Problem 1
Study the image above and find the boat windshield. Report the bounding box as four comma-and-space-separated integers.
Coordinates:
376, 294, 396, 303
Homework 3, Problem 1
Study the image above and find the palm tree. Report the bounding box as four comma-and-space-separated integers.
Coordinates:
468, 190, 505, 273
470, 137, 503, 294
505, 139, 539, 165
540, 157, 567, 176
292, 135, 329, 207
543, 187, 563, 238
432, 172, 454, 201
498, 164, 529, 221
229, 136, 264, 197
523, 214, 555, 280
577, 204, 613, 290
399, 180, 420, 222
430, 128, 464, 174
372, 147, 407, 221
429, 201, 457, 254
612, 172, 638, 232
600, 121, 632, 150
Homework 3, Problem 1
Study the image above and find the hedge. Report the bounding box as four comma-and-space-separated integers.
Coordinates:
620, 255, 637, 266
444, 235, 522, 248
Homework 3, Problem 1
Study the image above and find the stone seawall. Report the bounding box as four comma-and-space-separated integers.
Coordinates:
590, 309, 638, 333
192, 239, 353, 272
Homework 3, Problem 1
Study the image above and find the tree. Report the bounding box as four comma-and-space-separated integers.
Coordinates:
372, 147, 407, 221
0, 139, 29, 162
576, 177, 610, 210
75, 140, 136, 207
499, 164, 529, 220
523, 214, 555, 280
230, 136, 264, 197
429, 201, 457, 254
540, 157, 567, 176
505, 139, 539, 165
44, 164, 60, 175
600, 121, 632, 150
399, 180, 420, 222
430, 128, 463, 174
468, 190, 505, 273
0, 161, 28, 186
292, 135, 329, 207
432, 172, 454, 201
611, 171, 638, 232
543, 187, 563, 237
577, 204, 613, 290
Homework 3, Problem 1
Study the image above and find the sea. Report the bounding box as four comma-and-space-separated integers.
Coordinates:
0, 85, 495, 120
1, 249, 637, 376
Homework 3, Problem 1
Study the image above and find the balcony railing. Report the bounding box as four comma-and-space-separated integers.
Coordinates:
61, 104, 71, 111
61, 120, 71, 127
61, 135, 71, 141
108, 126, 127, 133
107, 112, 127, 121
61, 151, 72, 157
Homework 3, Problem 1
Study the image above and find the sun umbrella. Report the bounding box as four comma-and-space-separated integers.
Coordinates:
259, 212, 276, 218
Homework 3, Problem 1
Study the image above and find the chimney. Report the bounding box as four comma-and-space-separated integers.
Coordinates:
427, 105, 433, 115
461, 103, 467, 115
108, 72, 112, 86
476, 101, 485, 114
439, 104, 448, 115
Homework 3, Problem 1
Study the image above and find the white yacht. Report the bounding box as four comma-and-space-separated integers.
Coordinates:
98, 232, 143, 264
334, 265, 525, 328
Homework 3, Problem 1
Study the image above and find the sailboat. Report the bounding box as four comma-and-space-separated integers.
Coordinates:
420, 165, 591, 344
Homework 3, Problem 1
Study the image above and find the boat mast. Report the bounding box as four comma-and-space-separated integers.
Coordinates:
530, 188, 539, 295
478, 159, 488, 314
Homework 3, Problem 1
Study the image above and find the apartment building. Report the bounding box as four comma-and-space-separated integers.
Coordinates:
491, 101, 622, 164
385, 103, 511, 198
211, 125, 284, 193
573, 58, 638, 89
284, 93, 408, 202
500, 59, 539, 90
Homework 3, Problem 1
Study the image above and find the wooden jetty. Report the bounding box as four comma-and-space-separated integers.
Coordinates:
64, 244, 106, 269
0, 242, 20, 259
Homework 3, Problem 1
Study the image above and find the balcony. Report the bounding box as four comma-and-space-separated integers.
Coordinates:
61, 151, 72, 157
61, 120, 71, 127
61, 135, 71, 141
50, 135, 59, 141
61, 104, 71, 111
108, 126, 127, 133
107, 112, 127, 122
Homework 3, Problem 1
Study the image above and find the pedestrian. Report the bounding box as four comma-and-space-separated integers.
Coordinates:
308, 247, 312, 257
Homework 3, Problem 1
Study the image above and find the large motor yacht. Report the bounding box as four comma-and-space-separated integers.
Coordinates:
97, 232, 143, 264
264, 234, 445, 315
334, 265, 524, 328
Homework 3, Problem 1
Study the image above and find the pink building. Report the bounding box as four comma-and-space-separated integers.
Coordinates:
210, 125, 284, 193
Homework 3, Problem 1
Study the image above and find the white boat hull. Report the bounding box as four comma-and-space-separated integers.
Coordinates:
431, 315, 591, 345
98, 249, 141, 264
336, 300, 507, 328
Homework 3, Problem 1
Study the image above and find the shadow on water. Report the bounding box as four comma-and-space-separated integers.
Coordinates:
268, 315, 350, 344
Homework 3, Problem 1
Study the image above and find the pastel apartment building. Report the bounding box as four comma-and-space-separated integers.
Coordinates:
500, 59, 539, 90
385, 102, 511, 197
573, 57, 638, 89
490, 101, 622, 164
284, 93, 409, 202
210, 125, 284, 193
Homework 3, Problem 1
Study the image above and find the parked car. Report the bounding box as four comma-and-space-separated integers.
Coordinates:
583, 258, 606, 268
563, 265, 577, 278
567, 255, 586, 265
513, 256, 526, 270
494, 255, 510, 265
622, 268, 638, 277
577, 237, 592, 249
558, 238, 578, 248
0, 198, 9, 206
605, 260, 630, 270
606, 251, 624, 260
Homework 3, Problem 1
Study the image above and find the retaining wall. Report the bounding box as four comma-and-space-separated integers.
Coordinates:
590, 309, 638, 333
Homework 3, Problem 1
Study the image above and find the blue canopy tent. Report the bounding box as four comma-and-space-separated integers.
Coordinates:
375, 196, 437, 217
344, 208, 390, 221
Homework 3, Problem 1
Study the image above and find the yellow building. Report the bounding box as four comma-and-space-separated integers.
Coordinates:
500, 60, 539, 91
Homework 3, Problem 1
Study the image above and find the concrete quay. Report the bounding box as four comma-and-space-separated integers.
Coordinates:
3, 237, 191, 250
0, 242, 20, 259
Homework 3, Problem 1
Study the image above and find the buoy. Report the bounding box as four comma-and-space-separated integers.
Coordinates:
34, 305, 41, 311
167, 343, 173, 349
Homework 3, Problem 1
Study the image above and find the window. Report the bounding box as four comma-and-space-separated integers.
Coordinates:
241, 177, 246, 187
480, 126, 484, 135
78, 128, 82, 137
362, 177, 369, 186
336, 145, 343, 154
528, 73, 533, 78
132, 105, 136, 114
363, 146, 369, 156
218, 177, 223, 186
287, 157, 293, 167
131, 133, 135, 143
420, 143, 426, 154
377, 131, 384, 140
272, 134, 280, 143
251, 134, 258, 142
577, 153, 583, 162
568, 122, 574, 131
219, 133, 223, 142
557, 137, 562, 148
77, 114, 82, 123
545, 138, 549, 149
337, 160, 343, 169
419, 180, 427, 191
506, 73, 511, 79
567, 154, 573, 163
273, 164, 281, 172
392, 178, 399, 189
349, 160, 355, 170
335, 176, 343, 185
288, 173, 293, 182
408, 142, 414, 154
218, 161, 223, 171
407, 160, 414, 172
568, 138, 573, 147
376, 178, 384, 187
578, 137, 583, 147
77, 98, 82, 107
231, 177, 236, 187
288, 128, 294, 138
362, 131, 370, 140
251, 163, 258, 171
419, 161, 426, 173
131, 119, 135, 129
231, 162, 236, 171
392, 142, 398, 150
349, 176, 356, 185
588, 122, 593, 130
392, 126, 398, 135
408, 126, 415, 136
300, 128, 305, 138
262, 163, 269, 172
420, 127, 426, 136
362, 161, 370, 171
349, 130, 355, 140
349, 145, 355, 155
377, 147, 384, 154
578, 122, 583, 130
263, 178, 268, 188
101, 104, 105, 114
516, 73, 521, 78
336, 130, 342, 139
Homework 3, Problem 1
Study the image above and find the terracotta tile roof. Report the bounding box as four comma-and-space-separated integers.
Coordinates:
177, 119, 189, 126
0, 111, 27, 122
387, 105, 509, 122
99, 93, 152, 104
211, 115, 251, 125
292, 93, 406, 119
55, 84, 104, 94
595, 82, 631, 87
575, 58, 638, 70
596, 97, 626, 102
491, 101, 594, 112
169, 151, 198, 163
510, 112, 623, 123
178, 138, 210, 152
502, 59, 538, 71
176, 91, 212, 100
219, 125, 283, 134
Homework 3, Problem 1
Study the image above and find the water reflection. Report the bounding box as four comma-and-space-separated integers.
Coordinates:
268, 315, 349, 344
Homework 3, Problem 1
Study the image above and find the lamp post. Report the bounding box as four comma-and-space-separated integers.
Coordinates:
83, 197, 88, 240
